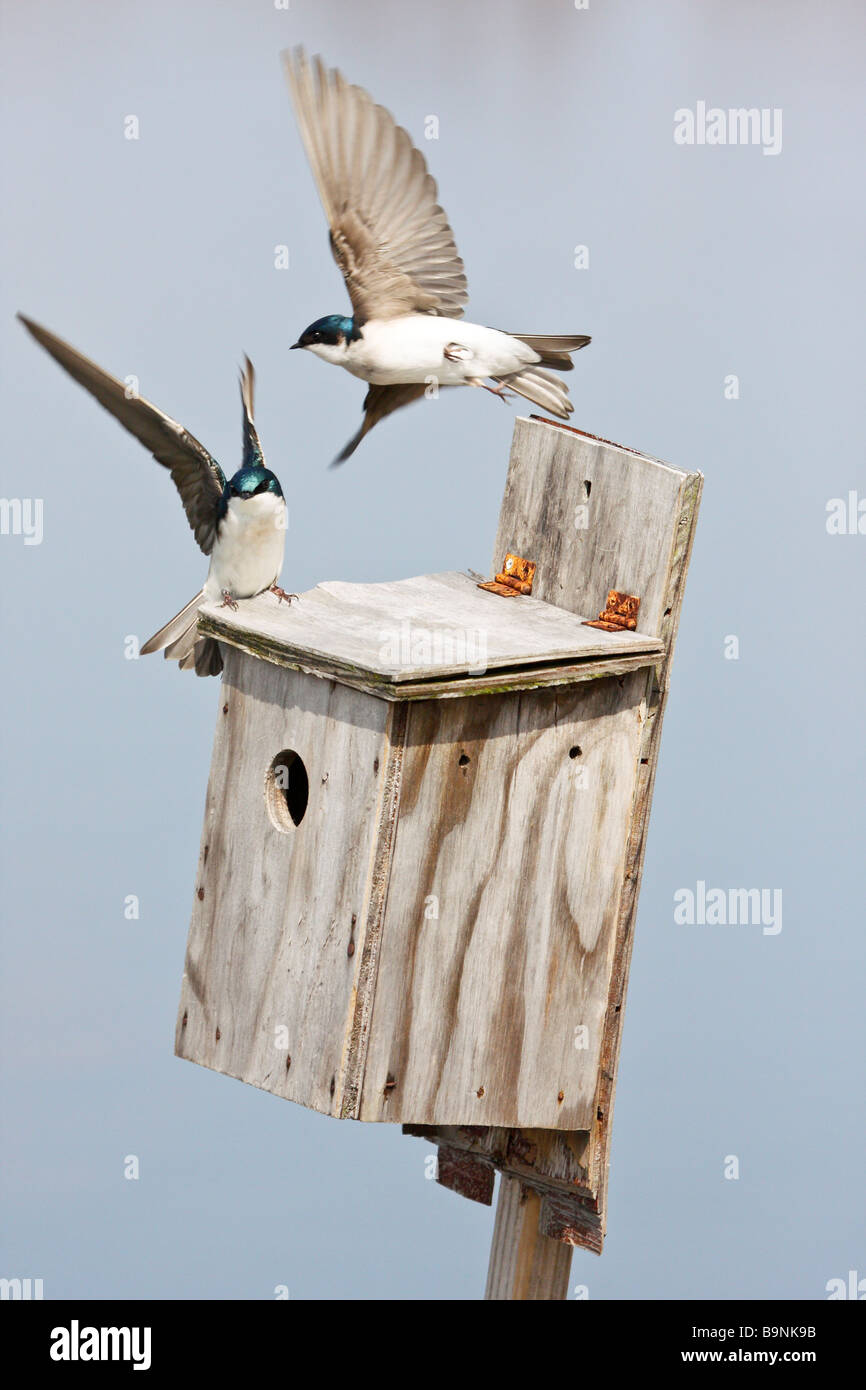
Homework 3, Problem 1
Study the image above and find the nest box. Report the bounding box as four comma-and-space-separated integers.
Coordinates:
176, 418, 701, 1187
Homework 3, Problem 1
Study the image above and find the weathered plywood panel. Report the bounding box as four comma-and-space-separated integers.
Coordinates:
198, 623, 659, 702
360, 674, 647, 1129
175, 648, 389, 1116
493, 418, 690, 637
404, 417, 702, 1260
198, 569, 662, 695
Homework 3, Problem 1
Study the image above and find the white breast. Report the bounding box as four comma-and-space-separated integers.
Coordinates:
205, 493, 286, 601
347, 316, 539, 386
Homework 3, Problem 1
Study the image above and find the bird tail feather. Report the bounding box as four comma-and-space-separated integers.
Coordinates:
192, 636, 223, 676
494, 366, 574, 420
510, 333, 591, 371
140, 590, 223, 677
141, 590, 206, 655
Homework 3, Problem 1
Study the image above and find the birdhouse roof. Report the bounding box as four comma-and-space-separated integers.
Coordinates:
198, 570, 663, 700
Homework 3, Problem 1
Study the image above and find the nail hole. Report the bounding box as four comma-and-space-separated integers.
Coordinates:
584, 480, 591, 497
476, 1086, 485, 1098
458, 753, 470, 767
266, 749, 309, 830
285, 1055, 292, 1071
569, 745, 582, 759
663, 607, 672, 617
215, 1027, 221, 1042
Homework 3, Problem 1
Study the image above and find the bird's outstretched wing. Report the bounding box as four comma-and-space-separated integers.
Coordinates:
239, 354, 265, 470
283, 48, 468, 324
333, 383, 427, 466
18, 315, 226, 555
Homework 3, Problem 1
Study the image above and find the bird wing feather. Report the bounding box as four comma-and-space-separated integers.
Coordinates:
283, 48, 468, 323
239, 354, 265, 469
18, 315, 226, 556
332, 382, 427, 466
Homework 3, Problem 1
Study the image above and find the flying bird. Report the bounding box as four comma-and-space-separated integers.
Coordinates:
18, 315, 293, 677
283, 49, 591, 464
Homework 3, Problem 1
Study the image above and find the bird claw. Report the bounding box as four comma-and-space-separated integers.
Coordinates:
483, 381, 516, 405
220, 590, 239, 611
270, 584, 299, 605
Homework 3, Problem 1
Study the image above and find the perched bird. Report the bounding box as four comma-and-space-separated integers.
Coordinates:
17, 315, 293, 677
283, 48, 591, 464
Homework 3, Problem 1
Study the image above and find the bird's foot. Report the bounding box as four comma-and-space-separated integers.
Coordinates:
482, 380, 515, 405
270, 584, 298, 605
219, 590, 239, 611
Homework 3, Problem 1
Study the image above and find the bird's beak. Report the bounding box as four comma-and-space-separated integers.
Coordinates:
290, 342, 301, 350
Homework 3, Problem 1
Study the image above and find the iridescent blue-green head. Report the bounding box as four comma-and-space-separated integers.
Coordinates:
224, 465, 284, 503
291, 314, 362, 352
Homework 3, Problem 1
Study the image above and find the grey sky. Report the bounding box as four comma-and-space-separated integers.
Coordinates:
1, 0, 864, 1298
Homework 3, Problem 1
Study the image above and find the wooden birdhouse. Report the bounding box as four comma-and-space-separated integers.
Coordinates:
175, 415, 701, 1284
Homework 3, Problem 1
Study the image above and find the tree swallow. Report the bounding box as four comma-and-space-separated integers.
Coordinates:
284, 48, 591, 465
17, 315, 293, 677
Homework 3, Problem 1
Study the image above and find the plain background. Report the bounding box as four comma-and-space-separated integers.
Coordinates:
1, 0, 863, 1299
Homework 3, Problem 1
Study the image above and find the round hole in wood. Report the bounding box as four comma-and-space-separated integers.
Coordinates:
266, 749, 309, 830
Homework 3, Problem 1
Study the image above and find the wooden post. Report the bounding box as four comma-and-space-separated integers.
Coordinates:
485, 1177, 574, 1301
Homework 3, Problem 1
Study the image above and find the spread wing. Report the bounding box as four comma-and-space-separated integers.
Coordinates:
18, 315, 226, 555
283, 48, 468, 323
333, 383, 427, 467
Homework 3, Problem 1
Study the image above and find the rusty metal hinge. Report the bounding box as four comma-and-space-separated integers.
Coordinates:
477, 552, 536, 598
582, 589, 641, 632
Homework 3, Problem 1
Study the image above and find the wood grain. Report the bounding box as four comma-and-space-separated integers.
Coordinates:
404, 416, 703, 1258
177, 412, 701, 1258
485, 1177, 574, 1301
359, 674, 647, 1129
196, 616, 660, 701
493, 417, 689, 634
175, 647, 389, 1116
197, 569, 662, 694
